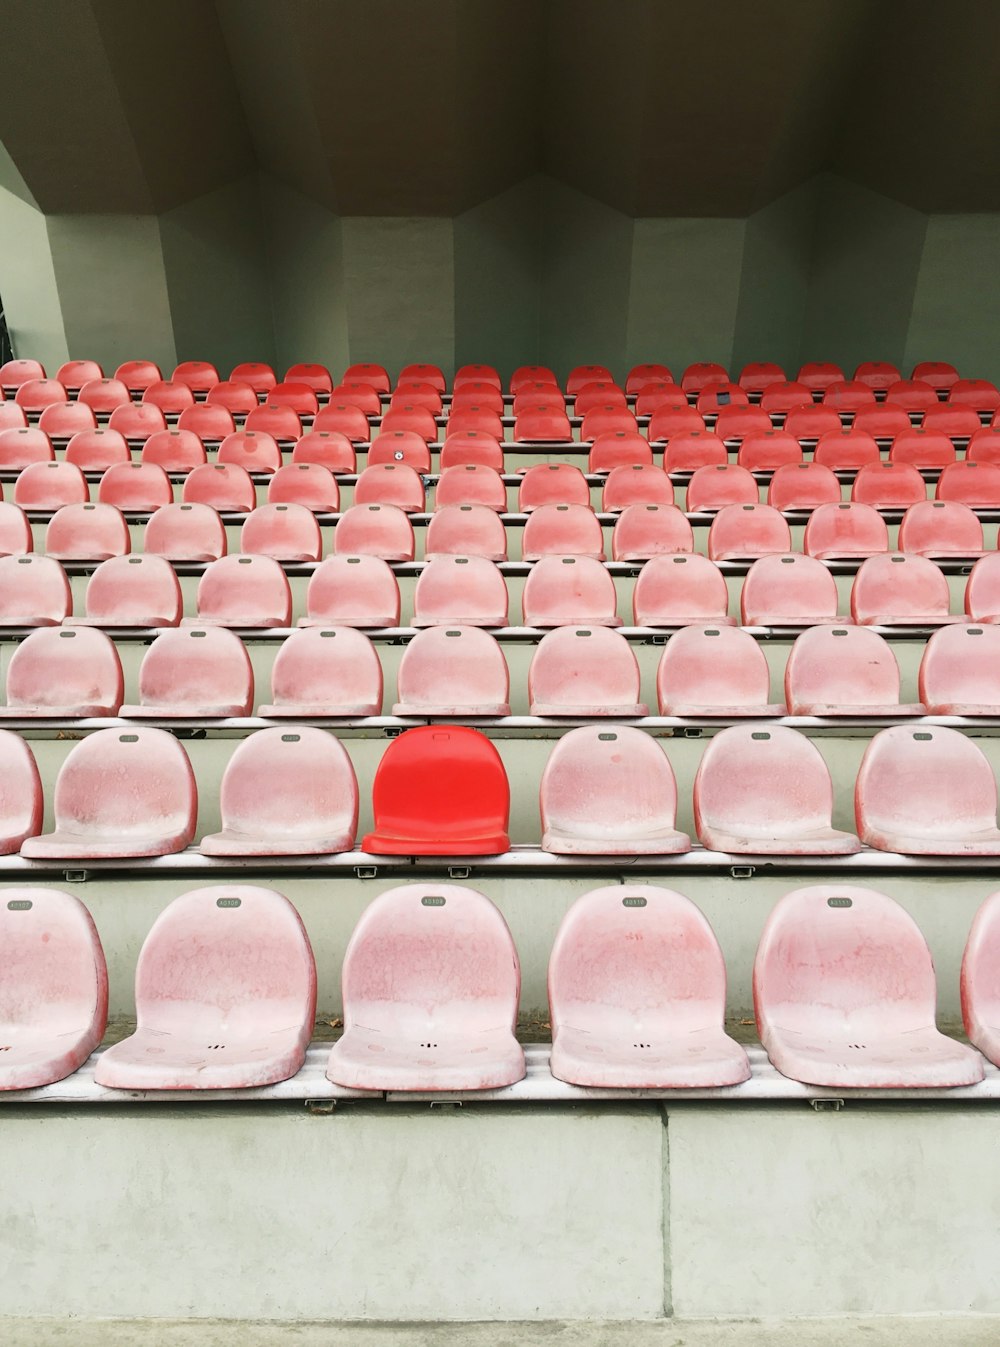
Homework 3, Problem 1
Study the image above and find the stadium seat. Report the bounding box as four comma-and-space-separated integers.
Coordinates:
143, 380, 196, 416
528, 627, 645, 716
439, 432, 504, 472
511, 365, 557, 392
380, 405, 437, 443
285, 363, 332, 395
686, 463, 758, 512
0, 358, 45, 393
114, 360, 162, 394
567, 365, 613, 395
331, 380, 380, 413
0, 404, 29, 431
16, 378, 68, 412
713, 405, 771, 440
611, 503, 693, 560
172, 361, 219, 394
95, 885, 316, 1090
435, 464, 507, 511
267, 382, 319, 417
741, 553, 840, 626
46, 503, 129, 561
662, 431, 727, 472
98, 462, 172, 511
144, 503, 227, 562
0, 733, 39, 850
0, 627, 122, 717
182, 463, 256, 513
177, 404, 235, 442
923, 403, 981, 438
633, 553, 732, 626
521, 504, 605, 560
693, 724, 859, 854
857, 725, 1000, 854
69, 554, 182, 628
363, 726, 510, 854
707, 503, 791, 560
454, 364, 501, 390
425, 504, 507, 560
851, 553, 958, 626
548, 883, 748, 1088
897, 500, 985, 557
656, 624, 783, 716
589, 431, 653, 473
344, 363, 390, 394
949, 378, 1000, 412
696, 382, 750, 416
889, 429, 955, 468
240, 503, 322, 562
313, 403, 370, 442
205, 380, 259, 417
21, 727, 196, 859
785, 625, 919, 716
451, 385, 504, 415
218, 429, 282, 475
303, 555, 400, 628
187, 555, 292, 628
759, 381, 814, 415
854, 361, 901, 391
937, 460, 1000, 506
581, 405, 638, 440
513, 387, 557, 416
0, 886, 108, 1090
647, 404, 705, 440
78, 378, 130, 415
354, 463, 425, 513
38, 401, 97, 440
398, 363, 445, 393
141, 428, 207, 472
737, 431, 802, 471
0, 555, 70, 624
268, 462, 340, 512
0, 427, 53, 469
446, 407, 504, 440
602, 464, 674, 511
0, 503, 32, 557
13, 460, 88, 509
738, 362, 786, 395
245, 405, 302, 441
522, 555, 620, 626
518, 463, 590, 512
814, 428, 881, 471
292, 429, 356, 473
767, 462, 841, 511
627, 363, 674, 394
966, 554, 1000, 623
326, 881, 523, 1091
783, 405, 842, 440
109, 403, 167, 444
803, 501, 889, 559
394, 626, 510, 716
260, 625, 383, 716
968, 427, 1000, 462
201, 729, 358, 856
754, 884, 982, 1088
413, 555, 509, 627
65, 428, 131, 471
121, 627, 254, 718
912, 361, 959, 391
851, 403, 913, 440
851, 461, 926, 509
961, 891, 1000, 1068
823, 380, 876, 413
883, 379, 938, 412
334, 504, 415, 561
919, 624, 1000, 715
515, 405, 572, 441
797, 362, 844, 393
368, 429, 431, 472
681, 362, 728, 393
572, 384, 623, 415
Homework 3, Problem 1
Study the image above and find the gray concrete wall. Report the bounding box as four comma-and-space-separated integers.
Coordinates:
0, 185, 68, 367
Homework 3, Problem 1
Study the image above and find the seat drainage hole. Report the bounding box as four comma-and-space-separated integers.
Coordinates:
633, 1043, 652, 1049
0, 1046, 10, 1052
419, 1042, 438, 1049
848, 1043, 866, 1050
207, 1044, 226, 1050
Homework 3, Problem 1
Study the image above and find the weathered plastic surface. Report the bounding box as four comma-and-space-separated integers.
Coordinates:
913, 360, 959, 390
122, 626, 253, 718
39, 402, 97, 439
16, 378, 68, 411
144, 503, 227, 562
0, 555, 70, 624
21, 727, 197, 859
70, 555, 183, 628
98, 462, 172, 511
767, 462, 841, 511
268, 462, 340, 513
610, 503, 693, 560
647, 404, 705, 440
344, 362, 390, 394
919, 624, 1000, 715
363, 727, 510, 855
884, 378, 939, 409
141, 428, 207, 472
714, 406, 770, 440
206, 379, 259, 415
966, 553, 1000, 623
446, 408, 503, 441
13, 460, 88, 509
522, 503, 605, 560
0, 358, 46, 391
549, 884, 748, 1087
522, 555, 620, 626
694, 724, 860, 855
518, 463, 590, 511
303, 554, 401, 627
368, 429, 431, 471
0, 888, 108, 1090
0, 503, 33, 558
96, 885, 316, 1090
515, 406, 572, 441
682, 361, 729, 392
379, 405, 437, 443
851, 553, 959, 626
285, 362, 332, 394
937, 460, 1000, 506
662, 431, 727, 472
334, 504, 415, 561
110, 402, 167, 442
439, 432, 504, 472
46, 503, 130, 561
182, 463, 256, 513
685, 464, 758, 512
950, 377, 1000, 411
426, 504, 507, 560
528, 626, 646, 716
589, 431, 653, 472
632, 553, 733, 626
897, 500, 985, 557
740, 553, 841, 626
510, 365, 557, 392
240, 503, 322, 562
755, 884, 983, 1088
803, 502, 889, 559
292, 429, 355, 473
65, 428, 130, 471
180, 402, 236, 442
435, 464, 508, 511
187, 554, 292, 628
602, 464, 674, 511
0, 627, 123, 716
889, 428, 955, 468
737, 430, 802, 471
657, 625, 784, 716
823, 379, 877, 412
708, 503, 791, 561
267, 381, 319, 417
568, 364, 613, 394
961, 891, 1000, 1068
326, 883, 523, 1091
540, 728, 689, 855
394, 626, 510, 716
856, 725, 1000, 855
354, 463, 426, 514
413, 555, 508, 627
260, 626, 383, 717
172, 360, 219, 393
785, 625, 920, 716
201, 729, 358, 856
627, 362, 674, 393
851, 461, 925, 508
0, 733, 42, 853
77, 377, 131, 414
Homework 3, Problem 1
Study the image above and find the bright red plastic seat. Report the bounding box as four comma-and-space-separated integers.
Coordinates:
143, 380, 196, 416
114, 360, 162, 394
302, 555, 401, 628
439, 432, 503, 472
367, 429, 431, 472
797, 362, 844, 393
949, 378, 1000, 412
177, 404, 235, 442
13, 460, 88, 510
206, 380, 259, 416
435, 464, 507, 512
16, 378, 68, 412
852, 403, 913, 440
121, 627, 253, 718
522, 555, 619, 626
657, 625, 782, 716
785, 625, 918, 716
267, 462, 339, 512
426, 504, 507, 560
182, 463, 256, 513
38, 402, 97, 441
633, 554, 732, 626
740, 553, 840, 626
98, 462, 172, 511
961, 891, 1000, 1068
70, 554, 182, 628
454, 364, 501, 390
65, 428, 131, 471
172, 361, 219, 394
0, 427, 54, 469
354, 463, 425, 513
851, 461, 926, 509
626, 363, 674, 394
754, 884, 981, 1088
681, 362, 728, 393
0, 358, 45, 393
511, 365, 557, 393
803, 502, 888, 559
292, 429, 356, 473
514, 405, 572, 441
398, 363, 445, 393
696, 382, 750, 416
529, 626, 645, 716
78, 377, 130, 415
141, 428, 207, 472
0, 627, 121, 716
937, 460, 1000, 506
738, 362, 785, 394
95, 885, 316, 1090
46, 503, 129, 561
451, 385, 504, 414
344, 363, 390, 394
767, 462, 841, 511
912, 361, 959, 391
923, 403, 981, 438
694, 724, 858, 855
335, 380, 383, 412
857, 725, 1000, 855
21, 727, 196, 859
0, 503, 32, 558
188, 555, 291, 628
783, 405, 842, 440
567, 365, 612, 395
919, 624, 1000, 715
759, 381, 812, 414
968, 428, 1000, 462
589, 431, 652, 473
518, 463, 590, 512
218, 430, 282, 476
521, 504, 604, 560
267, 382, 319, 417
109, 403, 167, 444
662, 431, 727, 473
889, 429, 955, 469
575, 384, 623, 416
245, 405, 301, 441
201, 729, 358, 856
611, 503, 693, 560
647, 404, 705, 440
260, 626, 382, 716
144, 503, 227, 562
713, 405, 771, 441
0, 556, 69, 624
736, 431, 802, 472
413, 555, 508, 627
445, 407, 504, 440
581, 405, 637, 440
334, 504, 415, 561
851, 553, 957, 626
602, 464, 673, 511
379, 406, 437, 443
707, 503, 790, 560
240, 503, 321, 562
686, 463, 758, 512
313, 403, 370, 442
883, 380, 938, 412
394, 626, 510, 716
854, 361, 900, 391
285, 363, 333, 395
823, 380, 876, 413
898, 500, 984, 557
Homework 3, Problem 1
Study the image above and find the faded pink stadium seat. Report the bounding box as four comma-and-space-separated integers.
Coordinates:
143, 380, 196, 416
923, 403, 981, 437
380, 405, 437, 443
854, 361, 901, 391
109, 402, 167, 444
302, 555, 400, 628
69, 554, 182, 628
767, 462, 841, 511
850, 461, 926, 509
696, 382, 750, 416
707, 503, 791, 561
344, 362, 390, 394
261, 626, 383, 715
919, 624, 1000, 715
313, 403, 370, 442
0, 358, 45, 393
897, 500, 985, 557
77, 377, 131, 416
783, 404, 842, 440
454, 364, 501, 390
602, 464, 673, 511
245, 405, 302, 441
803, 502, 889, 559
823, 380, 877, 413
694, 724, 859, 855
662, 431, 727, 472
656, 625, 783, 716
962, 892, 1000, 1068
518, 463, 590, 512
368, 429, 431, 472
114, 360, 162, 393
268, 462, 340, 512
949, 378, 1000, 413
912, 360, 959, 391
857, 725, 1000, 855
354, 462, 425, 513
937, 460, 1000, 506
567, 365, 613, 395
201, 729, 358, 856
515, 405, 572, 441
511, 365, 557, 392
21, 727, 196, 860
0, 734, 40, 851
0, 626, 121, 716
759, 381, 813, 414
686, 463, 758, 512
754, 885, 981, 1088
968, 428, 1000, 462
633, 553, 732, 626
16, 378, 68, 412
98, 462, 172, 511
439, 432, 504, 471
549, 883, 748, 1089
966, 554, 1000, 622
522, 555, 619, 626
785, 625, 919, 716
738, 362, 786, 395
14, 460, 88, 509
46, 503, 129, 561
889, 428, 955, 468
177, 404, 235, 442
737, 431, 802, 471
141, 428, 208, 473
852, 403, 913, 440
444, 407, 503, 439
522, 503, 604, 560
0, 504, 32, 557
681, 362, 728, 393
627, 363, 674, 394
851, 553, 958, 626
426, 504, 507, 560
326, 881, 522, 1091
182, 462, 256, 513
334, 503, 415, 561
589, 430, 653, 472
285, 363, 333, 395
0, 427, 53, 468
0, 556, 70, 624
144, 503, 227, 562
188, 555, 292, 629
647, 404, 705, 439
0, 404, 29, 431
529, 626, 645, 716
713, 405, 771, 440
218, 429, 282, 475
172, 361, 219, 394
581, 405, 637, 440
95, 885, 316, 1090
267, 382, 319, 417
292, 429, 356, 473
540, 729, 688, 854
240, 503, 322, 562
65, 428, 131, 471
884, 379, 938, 412
0, 886, 108, 1089
394, 626, 510, 716
435, 464, 507, 511
413, 555, 508, 627
206, 380, 259, 416
39, 401, 97, 440
610, 503, 693, 560
121, 627, 253, 718
741, 554, 840, 626
798, 362, 844, 393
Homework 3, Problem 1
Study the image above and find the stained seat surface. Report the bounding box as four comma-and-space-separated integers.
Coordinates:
918, 624, 1000, 715
121, 627, 253, 718
528, 626, 646, 717
394, 626, 510, 716
0, 627, 123, 716
961, 890, 1000, 1068
260, 627, 383, 717
656, 625, 784, 716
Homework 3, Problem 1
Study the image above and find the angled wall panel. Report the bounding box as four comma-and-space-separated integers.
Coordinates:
0, 187, 67, 366
905, 213, 1000, 382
